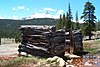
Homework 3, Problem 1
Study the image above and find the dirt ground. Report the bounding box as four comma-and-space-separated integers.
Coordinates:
0, 40, 100, 60
0, 43, 20, 60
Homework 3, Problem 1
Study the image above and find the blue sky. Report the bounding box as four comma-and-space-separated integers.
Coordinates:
0, 0, 100, 21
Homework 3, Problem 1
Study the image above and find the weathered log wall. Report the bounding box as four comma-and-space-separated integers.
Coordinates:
65, 30, 83, 54
18, 26, 66, 57
18, 26, 83, 57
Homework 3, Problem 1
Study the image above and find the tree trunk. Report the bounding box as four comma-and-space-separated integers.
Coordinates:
89, 35, 91, 40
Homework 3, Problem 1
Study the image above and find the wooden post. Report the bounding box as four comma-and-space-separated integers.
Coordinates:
69, 30, 74, 54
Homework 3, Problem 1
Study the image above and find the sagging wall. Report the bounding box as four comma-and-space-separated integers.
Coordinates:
18, 25, 83, 57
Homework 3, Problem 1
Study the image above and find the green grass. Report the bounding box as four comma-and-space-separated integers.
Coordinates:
94, 39, 100, 42
84, 48, 97, 51
83, 39, 100, 54
0, 56, 60, 67
84, 48, 99, 54
0, 56, 46, 67
97, 50, 100, 53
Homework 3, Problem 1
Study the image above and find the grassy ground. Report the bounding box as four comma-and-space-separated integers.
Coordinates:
0, 40, 100, 67
0, 56, 41, 67
83, 39, 100, 54
0, 56, 61, 67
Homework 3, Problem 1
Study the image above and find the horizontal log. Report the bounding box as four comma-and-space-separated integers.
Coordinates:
29, 40, 48, 43
28, 43, 49, 48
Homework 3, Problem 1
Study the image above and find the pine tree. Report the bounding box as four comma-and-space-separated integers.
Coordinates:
81, 1, 97, 40
56, 14, 62, 30
56, 3, 73, 31
0, 37, 1, 45
67, 3, 73, 30
62, 13, 66, 28
75, 11, 80, 30
96, 20, 99, 31
65, 12, 71, 30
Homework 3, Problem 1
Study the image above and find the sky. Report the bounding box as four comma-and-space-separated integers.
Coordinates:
0, 0, 100, 22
